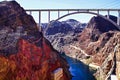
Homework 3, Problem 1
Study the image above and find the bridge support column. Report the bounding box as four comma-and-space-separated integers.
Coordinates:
68, 10, 69, 14
107, 10, 110, 19
39, 11, 42, 32
39, 11, 41, 26
97, 10, 99, 14
29, 11, 32, 15
58, 10, 60, 18
117, 11, 120, 26
48, 11, 50, 23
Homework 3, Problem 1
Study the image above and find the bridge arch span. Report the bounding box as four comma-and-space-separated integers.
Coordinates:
48, 11, 120, 30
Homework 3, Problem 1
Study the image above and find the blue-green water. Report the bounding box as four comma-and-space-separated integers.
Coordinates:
62, 54, 95, 80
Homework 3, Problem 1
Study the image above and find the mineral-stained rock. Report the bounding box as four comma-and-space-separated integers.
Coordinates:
0, 0, 38, 55
72, 15, 120, 62
77, 15, 120, 79
0, 38, 70, 80
43, 19, 86, 52
0, 1, 38, 32
0, 1, 71, 80
61, 15, 120, 79
116, 44, 120, 80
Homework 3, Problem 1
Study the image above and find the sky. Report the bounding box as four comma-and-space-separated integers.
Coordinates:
15, 0, 120, 9
0, 0, 120, 23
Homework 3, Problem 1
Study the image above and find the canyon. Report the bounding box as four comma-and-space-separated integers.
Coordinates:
45, 15, 120, 79
0, 1, 71, 80
0, 0, 120, 80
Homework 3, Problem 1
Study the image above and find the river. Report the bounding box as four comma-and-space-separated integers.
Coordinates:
61, 53, 95, 80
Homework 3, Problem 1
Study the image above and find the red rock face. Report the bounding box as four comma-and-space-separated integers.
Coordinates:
0, 1, 38, 32
77, 16, 120, 61
0, 1, 71, 80
0, 38, 71, 80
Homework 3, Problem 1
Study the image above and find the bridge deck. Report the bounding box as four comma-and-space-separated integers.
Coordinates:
25, 9, 120, 30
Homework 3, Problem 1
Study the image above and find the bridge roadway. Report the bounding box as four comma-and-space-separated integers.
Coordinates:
26, 9, 120, 30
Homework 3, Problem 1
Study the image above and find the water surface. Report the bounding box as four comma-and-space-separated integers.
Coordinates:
62, 54, 95, 80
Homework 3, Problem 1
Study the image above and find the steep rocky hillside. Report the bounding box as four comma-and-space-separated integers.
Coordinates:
116, 44, 120, 80
0, 1, 71, 80
44, 13, 120, 79
63, 15, 120, 79
43, 19, 86, 52
76, 15, 119, 62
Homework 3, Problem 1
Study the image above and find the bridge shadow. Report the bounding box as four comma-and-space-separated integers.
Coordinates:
61, 53, 96, 80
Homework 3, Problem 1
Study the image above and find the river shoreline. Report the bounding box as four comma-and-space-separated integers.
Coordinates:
61, 53, 96, 80
65, 53, 100, 69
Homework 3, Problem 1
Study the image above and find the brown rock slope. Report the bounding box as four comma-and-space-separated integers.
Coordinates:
63, 15, 120, 79
0, 1, 71, 80
116, 44, 120, 80
78, 15, 119, 64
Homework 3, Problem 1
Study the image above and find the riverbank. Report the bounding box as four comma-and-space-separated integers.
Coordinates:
61, 53, 96, 80
65, 53, 100, 70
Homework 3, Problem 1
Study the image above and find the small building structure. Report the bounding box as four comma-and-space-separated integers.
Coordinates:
51, 68, 63, 80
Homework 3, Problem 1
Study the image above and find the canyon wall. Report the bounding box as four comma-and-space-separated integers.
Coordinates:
0, 1, 71, 80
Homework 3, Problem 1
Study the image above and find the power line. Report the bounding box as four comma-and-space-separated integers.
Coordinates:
110, 3, 120, 9
97, 0, 120, 9
96, 0, 116, 8
102, 0, 120, 8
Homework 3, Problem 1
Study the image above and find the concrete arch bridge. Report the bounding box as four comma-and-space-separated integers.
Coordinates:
26, 9, 120, 30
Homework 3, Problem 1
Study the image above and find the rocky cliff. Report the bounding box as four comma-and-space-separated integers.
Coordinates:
44, 13, 120, 79
116, 44, 120, 80
77, 15, 119, 63
43, 19, 86, 52
63, 15, 120, 79
0, 1, 71, 80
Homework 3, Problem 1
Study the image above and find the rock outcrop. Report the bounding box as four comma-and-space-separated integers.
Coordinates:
63, 15, 120, 79
0, 1, 71, 80
45, 14, 120, 79
77, 15, 119, 63
43, 19, 86, 52
116, 44, 120, 80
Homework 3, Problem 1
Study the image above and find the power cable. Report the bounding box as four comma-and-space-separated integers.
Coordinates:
101, 0, 120, 8
97, 0, 119, 8
110, 3, 120, 9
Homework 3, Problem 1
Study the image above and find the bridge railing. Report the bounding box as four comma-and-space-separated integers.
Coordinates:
25, 9, 120, 26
